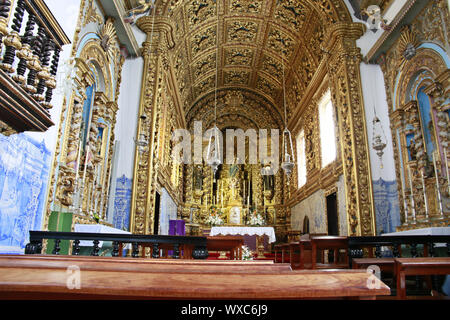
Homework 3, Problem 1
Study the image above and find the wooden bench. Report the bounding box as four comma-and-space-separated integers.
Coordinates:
288, 239, 313, 269
352, 258, 395, 273
206, 236, 244, 260
0, 255, 390, 300
311, 236, 349, 269
395, 257, 450, 299
274, 243, 290, 263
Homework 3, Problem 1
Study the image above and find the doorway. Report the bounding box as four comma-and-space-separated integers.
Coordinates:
153, 191, 161, 235
326, 192, 338, 236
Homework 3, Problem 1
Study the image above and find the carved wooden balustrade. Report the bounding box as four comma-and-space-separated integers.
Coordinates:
25, 231, 209, 259
0, 0, 69, 135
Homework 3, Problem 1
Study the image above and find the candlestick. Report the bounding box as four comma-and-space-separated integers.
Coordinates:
81, 145, 89, 204
433, 153, 444, 218
420, 169, 429, 221
74, 139, 82, 189
407, 165, 417, 223
401, 171, 409, 225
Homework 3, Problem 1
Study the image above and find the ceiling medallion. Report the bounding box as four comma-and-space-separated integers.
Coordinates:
225, 91, 244, 108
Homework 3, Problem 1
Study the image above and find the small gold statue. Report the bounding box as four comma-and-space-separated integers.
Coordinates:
124, 0, 154, 24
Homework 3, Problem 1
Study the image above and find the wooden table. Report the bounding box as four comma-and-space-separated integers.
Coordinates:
395, 257, 450, 299
0, 255, 391, 300
207, 236, 244, 260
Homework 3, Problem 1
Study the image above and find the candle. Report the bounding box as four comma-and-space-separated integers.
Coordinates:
74, 139, 82, 190
433, 153, 444, 217
401, 170, 408, 225
407, 165, 417, 223
420, 170, 429, 220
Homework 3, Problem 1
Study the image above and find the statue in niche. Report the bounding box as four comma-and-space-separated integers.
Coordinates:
229, 156, 241, 178
408, 138, 417, 161
193, 164, 203, 190
261, 162, 275, 192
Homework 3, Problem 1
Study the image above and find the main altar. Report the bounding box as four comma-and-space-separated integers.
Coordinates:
210, 226, 276, 258
181, 157, 287, 243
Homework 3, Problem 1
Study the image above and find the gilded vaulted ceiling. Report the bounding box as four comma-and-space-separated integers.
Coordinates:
151, 0, 351, 128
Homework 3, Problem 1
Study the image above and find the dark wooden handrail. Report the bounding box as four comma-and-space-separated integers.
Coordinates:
348, 235, 450, 267
25, 231, 209, 259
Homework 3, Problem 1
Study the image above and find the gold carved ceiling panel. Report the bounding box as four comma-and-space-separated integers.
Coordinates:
157, 0, 351, 126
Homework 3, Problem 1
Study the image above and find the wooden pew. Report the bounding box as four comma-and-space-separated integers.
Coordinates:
395, 257, 450, 299
289, 239, 313, 269
0, 255, 391, 300
352, 258, 395, 274
311, 236, 349, 269
206, 236, 244, 260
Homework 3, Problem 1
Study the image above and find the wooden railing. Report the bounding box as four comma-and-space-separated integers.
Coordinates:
0, 0, 70, 135
348, 235, 450, 261
25, 231, 209, 259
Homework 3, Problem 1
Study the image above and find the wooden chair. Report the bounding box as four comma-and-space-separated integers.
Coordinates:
311, 236, 349, 269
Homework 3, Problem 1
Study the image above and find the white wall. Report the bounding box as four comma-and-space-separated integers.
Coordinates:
113, 57, 143, 179
24, 0, 81, 154
360, 63, 397, 181
291, 189, 327, 234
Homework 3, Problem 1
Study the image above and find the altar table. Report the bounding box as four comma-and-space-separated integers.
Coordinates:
210, 227, 276, 243
74, 224, 131, 248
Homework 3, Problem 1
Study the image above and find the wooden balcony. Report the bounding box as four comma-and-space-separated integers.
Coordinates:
0, 0, 70, 136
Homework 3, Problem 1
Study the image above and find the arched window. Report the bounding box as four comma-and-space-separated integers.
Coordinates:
319, 90, 337, 167
303, 216, 310, 234
296, 129, 306, 188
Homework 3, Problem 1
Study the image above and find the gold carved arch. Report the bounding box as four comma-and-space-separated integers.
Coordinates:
78, 39, 114, 101
395, 48, 448, 109
186, 88, 283, 131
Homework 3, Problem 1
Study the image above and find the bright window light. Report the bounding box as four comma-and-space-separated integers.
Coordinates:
319, 90, 337, 167
296, 129, 306, 188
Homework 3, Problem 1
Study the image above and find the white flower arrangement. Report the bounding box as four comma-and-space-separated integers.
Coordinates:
247, 212, 265, 226
241, 245, 254, 261
205, 208, 224, 226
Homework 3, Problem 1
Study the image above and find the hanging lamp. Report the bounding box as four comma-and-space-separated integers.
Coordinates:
206, 2, 222, 176
280, 49, 295, 176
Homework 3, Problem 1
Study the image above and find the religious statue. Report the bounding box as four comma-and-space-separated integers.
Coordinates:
124, 0, 154, 25
193, 164, 203, 190
229, 157, 240, 178
229, 206, 241, 225
261, 162, 275, 192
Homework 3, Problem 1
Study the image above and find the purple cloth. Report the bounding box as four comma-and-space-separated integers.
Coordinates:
169, 220, 185, 236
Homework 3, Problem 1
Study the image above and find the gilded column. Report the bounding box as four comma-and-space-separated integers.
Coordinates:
402, 100, 429, 221
390, 109, 410, 224
324, 23, 376, 236
56, 59, 94, 208
130, 16, 174, 234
